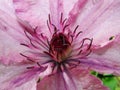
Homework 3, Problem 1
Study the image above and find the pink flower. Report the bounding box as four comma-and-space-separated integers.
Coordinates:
0, 0, 120, 90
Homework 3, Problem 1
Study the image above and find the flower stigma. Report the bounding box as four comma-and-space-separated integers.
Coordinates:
49, 32, 71, 62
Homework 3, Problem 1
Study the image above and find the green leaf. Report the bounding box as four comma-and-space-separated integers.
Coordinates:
91, 71, 120, 90
102, 77, 117, 90
115, 77, 120, 90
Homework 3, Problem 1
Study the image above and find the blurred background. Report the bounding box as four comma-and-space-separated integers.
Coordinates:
91, 71, 120, 90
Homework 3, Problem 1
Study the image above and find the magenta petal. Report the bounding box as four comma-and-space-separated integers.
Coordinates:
67, 0, 88, 25
37, 68, 108, 90
80, 35, 120, 75
13, 0, 53, 36
49, 0, 63, 28
13, 0, 49, 27
14, 79, 37, 90
0, 0, 15, 15
80, 57, 120, 75
68, 0, 120, 46
0, 64, 47, 90
71, 68, 109, 90
37, 71, 78, 90
0, 10, 30, 64
62, 0, 79, 18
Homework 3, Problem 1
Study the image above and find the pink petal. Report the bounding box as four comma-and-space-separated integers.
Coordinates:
13, 0, 56, 37
62, 0, 81, 17
0, 64, 46, 90
71, 68, 109, 90
0, 0, 15, 15
13, 0, 78, 26
80, 35, 120, 75
0, 8, 47, 64
14, 79, 36, 90
68, 0, 120, 46
37, 68, 108, 90
49, 0, 63, 27
67, 0, 88, 25
13, 0, 49, 28
0, 64, 27, 89
37, 71, 78, 90
0, 10, 31, 64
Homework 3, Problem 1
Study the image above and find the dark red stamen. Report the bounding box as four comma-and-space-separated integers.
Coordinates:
75, 31, 83, 38
73, 25, 79, 34
63, 24, 70, 32
48, 14, 52, 24
60, 13, 63, 23
20, 53, 35, 62
26, 66, 34, 69
62, 18, 67, 25
20, 43, 29, 47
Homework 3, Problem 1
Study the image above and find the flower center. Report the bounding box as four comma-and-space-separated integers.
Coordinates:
20, 13, 93, 73
50, 33, 71, 62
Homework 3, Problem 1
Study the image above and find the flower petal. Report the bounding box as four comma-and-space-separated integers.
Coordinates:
37, 71, 78, 90
13, 0, 49, 27
0, 64, 47, 90
13, 0, 55, 37
70, 67, 109, 90
63, 0, 82, 17
80, 35, 120, 75
68, 0, 120, 46
14, 79, 36, 90
0, 0, 15, 15
67, 0, 88, 25
37, 68, 108, 90
0, 9, 31, 64
49, 0, 63, 27
13, 0, 78, 26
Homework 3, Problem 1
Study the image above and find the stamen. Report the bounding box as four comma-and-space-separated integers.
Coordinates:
48, 14, 52, 24
47, 20, 52, 34
26, 66, 34, 69
37, 62, 41, 67
70, 35, 74, 44
80, 38, 92, 49
23, 30, 39, 49
47, 38, 50, 46
20, 43, 29, 47
63, 24, 70, 32
84, 49, 92, 56
60, 13, 63, 23
73, 25, 79, 34
29, 39, 38, 49
70, 37, 93, 58
20, 53, 35, 62
24, 30, 32, 41
44, 51, 54, 58
51, 24, 58, 32
34, 33, 49, 50
87, 38, 93, 50
33, 26, 38, 34
62, 18, 67, 25
75, 31, 82, 38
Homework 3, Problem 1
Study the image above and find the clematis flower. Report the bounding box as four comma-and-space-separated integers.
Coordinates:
0, 0, 120, 90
